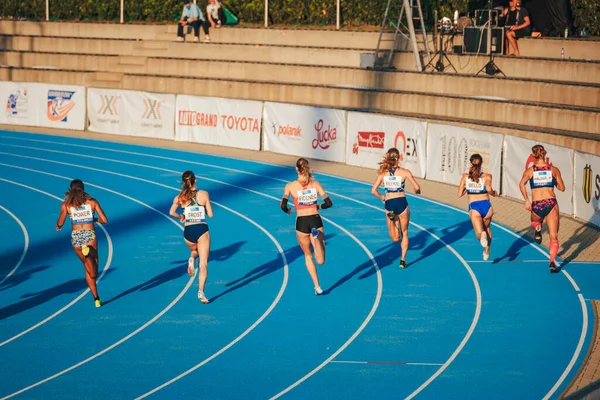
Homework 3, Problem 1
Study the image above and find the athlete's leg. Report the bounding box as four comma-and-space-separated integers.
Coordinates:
196, 231, 210, 296
546, 205, 560, 265
297, 231, 320, 289
311, 227, 326, 265
483, 207, 494, 257
398, 208, 410, 262
184, 238, 199, 277
530, 207, 544, 244
386, 214, 401, 243
73, 237, 99, 300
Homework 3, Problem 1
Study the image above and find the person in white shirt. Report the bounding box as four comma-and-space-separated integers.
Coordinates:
176, 0, 212, 42
206, 0, 227, 28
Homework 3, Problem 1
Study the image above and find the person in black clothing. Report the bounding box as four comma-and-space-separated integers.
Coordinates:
501, 0, 531, 55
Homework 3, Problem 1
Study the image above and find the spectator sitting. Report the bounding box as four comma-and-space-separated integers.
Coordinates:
207, 0, 227, 29
175, 0, 212, 43
500, 0, 531, 56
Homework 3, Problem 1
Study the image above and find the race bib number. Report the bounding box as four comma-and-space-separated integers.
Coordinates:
384, 176, 404, 192
70, 204, 93, 225
184, 206, 206, 223
297, 188, 318, 206
533, 170, 553, 186
466, 178, 485, 193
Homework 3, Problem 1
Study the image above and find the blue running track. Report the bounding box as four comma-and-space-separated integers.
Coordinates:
0, 129, 599, 399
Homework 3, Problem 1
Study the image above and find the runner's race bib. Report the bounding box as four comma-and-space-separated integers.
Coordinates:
297, 188, 318, 206
533, 170, 553, 187
384, 176, 404, 192
184, 205, 206, 223
466, 178, 486, 194
70, 204, 94, 225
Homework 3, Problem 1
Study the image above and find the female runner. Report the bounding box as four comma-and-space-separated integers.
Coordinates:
371, 147, 421, 269
56, 179, 108, 308
519, 144, 565, 272
169, 170, 214, 303
457, 154, 498, 261
280, 158, 333, 295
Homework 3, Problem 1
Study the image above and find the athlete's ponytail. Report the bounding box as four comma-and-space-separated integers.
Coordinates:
64, 179, 91, 208
178, 170, 196, 204
468, 154, 483, 182
532, 144, 547, 160
378, 148, 400, 174
296, 158, 313, 183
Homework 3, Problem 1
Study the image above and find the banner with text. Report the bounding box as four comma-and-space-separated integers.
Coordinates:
88, 88, 175, 139
39, 84, 86, 130
176, 95, 262, 150
426, 123, 503, 188
263, 102, 347, 163
574, 151, 600, 227
0, 81, 43, 127
502, 136, 574, 215
346, 112, 427, 178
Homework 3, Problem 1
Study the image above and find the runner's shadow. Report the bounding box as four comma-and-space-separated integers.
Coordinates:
0, 269, 115, 320
410, 220, 472, 265
170, 241, 246, 265
103, 265, 186, 306
558, 224, 599, 268
492, 228, 531, 264
0, 265, 51, 292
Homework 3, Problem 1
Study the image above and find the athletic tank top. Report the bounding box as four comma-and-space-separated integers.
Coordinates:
383, 168, 405, 193
529, 165, 555, 189
465, 174, 487, 195
70, 203, 94, 226
293, 182, 318, 210
183, 191, 206, 223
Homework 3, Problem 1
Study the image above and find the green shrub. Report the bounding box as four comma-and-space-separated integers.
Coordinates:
571, 0, 600, 35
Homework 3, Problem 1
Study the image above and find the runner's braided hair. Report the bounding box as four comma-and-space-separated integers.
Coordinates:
178, 170, 196, 205
468, 154, 483, 182
296, 158, 313, 183
532, 144, 547, 160
64, 179, 91, 209
378, 148, 400, 174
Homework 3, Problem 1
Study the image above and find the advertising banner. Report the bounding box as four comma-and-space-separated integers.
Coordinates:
574, 151, 600, 227
39, 84, 86, 130
346, 112, 427, 178
176, 95, 262, 150
263, 102, 347, 163
87, 88, 123, 135
503, 135, 574, 215
426, 123, 503, 188
0, 81, 42, 127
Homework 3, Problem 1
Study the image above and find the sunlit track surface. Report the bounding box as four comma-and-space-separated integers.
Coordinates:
0, 130, 597, 400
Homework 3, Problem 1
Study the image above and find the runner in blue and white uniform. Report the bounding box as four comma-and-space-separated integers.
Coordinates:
56, 179, 108, 308
371, 147, 421, 269
457, 154, 498, 261
169, 170, 214, 303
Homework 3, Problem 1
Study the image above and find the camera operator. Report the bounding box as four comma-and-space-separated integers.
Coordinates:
501, 0, 531, 56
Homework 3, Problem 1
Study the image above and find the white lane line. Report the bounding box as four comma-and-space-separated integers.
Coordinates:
0, 147, 383, 398
542, 293, 589, 400
0, 142, 484, 398
0, 178, 113, 348
331, 361, 444, 366
0, 155, 289, 398
0, 205, 29, 287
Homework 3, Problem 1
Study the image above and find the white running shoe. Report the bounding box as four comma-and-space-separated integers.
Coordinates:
174, 36, 184, 42
479, 231, 488, 248
192, 36, 199, 42
204, 36, 211, 42
198, 291, 209, 304
483, 250, 490, 261
187, 257, 195, 277
315, 287, 323, 295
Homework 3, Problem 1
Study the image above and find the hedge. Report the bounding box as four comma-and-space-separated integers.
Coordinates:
0, 0, 597, 35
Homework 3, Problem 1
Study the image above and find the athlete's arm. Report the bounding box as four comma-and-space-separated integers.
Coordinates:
203, 192, 214, 218
553, 167, 566, 192
485, 174, 498, 197
314, 181, 333, 210
93, 200, 108, 224
280, 184, 292, 215
406, 170, 421, 195
519, 168, 533, 210
56, 203, 68, 231
371, 174, 385, 202
169, 195, 185, 223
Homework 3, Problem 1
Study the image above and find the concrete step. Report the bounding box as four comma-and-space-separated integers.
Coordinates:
4, 66, 598, 138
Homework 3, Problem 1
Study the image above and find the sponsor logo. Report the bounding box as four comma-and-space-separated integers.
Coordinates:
439, 134, 493, 174
142, 97, 162, 120
582, 164, 600, 204
352, 131, 384, 154
47, 90, 76, 122
312, 119, 337, 150
271, 121, 301, 137
394, 131, 418, 162
6, 89, 28, 118
178, 110, 260, 133
98, 95, 119, 116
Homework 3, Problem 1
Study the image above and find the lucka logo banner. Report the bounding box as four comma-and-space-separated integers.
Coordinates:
575, 151, 600, 227
47, 90, 76, 122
